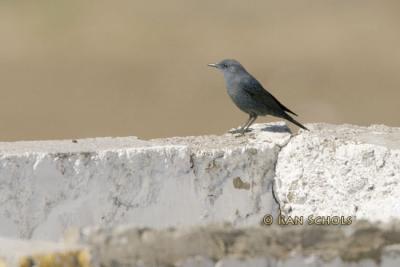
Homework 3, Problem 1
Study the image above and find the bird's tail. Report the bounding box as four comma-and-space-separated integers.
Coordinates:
282, 113, 309, 131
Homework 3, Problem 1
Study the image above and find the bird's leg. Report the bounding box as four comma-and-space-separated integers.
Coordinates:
230, 115, 252, 134
238, 115, 253, 132
236, 115, 256, 136
243, 115, 258, 133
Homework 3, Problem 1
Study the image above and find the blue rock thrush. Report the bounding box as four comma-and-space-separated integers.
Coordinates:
208, 59, 308, 134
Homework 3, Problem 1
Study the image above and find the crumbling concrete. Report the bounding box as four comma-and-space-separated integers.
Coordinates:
275, 123, 400, 221
0, 123, 290, 240
1, 122, 400, 266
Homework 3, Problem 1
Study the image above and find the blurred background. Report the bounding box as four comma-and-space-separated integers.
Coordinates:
1, 0, 400, 141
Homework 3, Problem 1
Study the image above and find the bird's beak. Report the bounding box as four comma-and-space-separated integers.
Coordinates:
207, 63, 219, 68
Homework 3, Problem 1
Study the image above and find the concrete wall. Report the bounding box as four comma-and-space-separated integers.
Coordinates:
0, 123, 291, 240
1, 122, 400, 266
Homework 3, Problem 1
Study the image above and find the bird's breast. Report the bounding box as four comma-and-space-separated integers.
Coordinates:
225, 83, 258, 114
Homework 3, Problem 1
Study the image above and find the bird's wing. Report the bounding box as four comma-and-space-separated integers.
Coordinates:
263, 89, 298, 116
241, 76, 298, 116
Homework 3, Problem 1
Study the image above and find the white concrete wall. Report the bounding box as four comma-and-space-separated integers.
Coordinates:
1, 122, 400, 266
0, 123, 290, 240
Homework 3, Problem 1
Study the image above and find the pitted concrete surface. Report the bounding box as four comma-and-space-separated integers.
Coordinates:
0, 122, 291, 240
1, 122, 400, 266
275, 123, 400, 222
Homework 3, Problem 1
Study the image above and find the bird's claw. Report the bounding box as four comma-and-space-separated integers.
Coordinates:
229, 128, 250, 137
228, 128, 252, 135
228, 129, 240, 134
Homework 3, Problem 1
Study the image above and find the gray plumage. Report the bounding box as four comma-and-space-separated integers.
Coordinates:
208, 59, 308, 134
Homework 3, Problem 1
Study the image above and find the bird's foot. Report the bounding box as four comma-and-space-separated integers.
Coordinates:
228, 127, 252, 134
234, 133, 246, 138
228, 128, 240, 134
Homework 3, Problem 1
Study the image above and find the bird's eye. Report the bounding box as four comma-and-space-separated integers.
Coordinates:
222, 64, 228, 68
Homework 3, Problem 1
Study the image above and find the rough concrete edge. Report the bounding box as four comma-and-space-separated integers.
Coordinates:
80, 220, 400, 266
269, 127, 307, 218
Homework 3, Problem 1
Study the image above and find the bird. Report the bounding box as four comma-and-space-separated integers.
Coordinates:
208, 59, 308, 134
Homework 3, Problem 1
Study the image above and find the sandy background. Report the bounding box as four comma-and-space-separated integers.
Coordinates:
1, 0, 399, 141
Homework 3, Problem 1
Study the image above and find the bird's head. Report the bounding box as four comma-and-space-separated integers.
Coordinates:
208, 59, 247, 74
